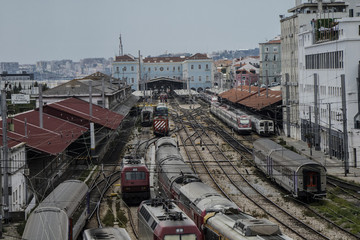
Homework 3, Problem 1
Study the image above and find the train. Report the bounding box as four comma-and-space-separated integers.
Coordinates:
155, 137, 292, 239
249, 114, 275, 136
83, 227, 131, 240
153, 103, 169, 136
253, 138, 327, 200
22, 180, 89, 240
121, 155, 150, 205
210, 102, 252, 134
159, 92, 168, 103
138, 198, 201, 240
201, 92, 275, 136
141, 106, 154, 127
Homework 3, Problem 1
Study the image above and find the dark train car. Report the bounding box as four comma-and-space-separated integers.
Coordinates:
121, 156, 150, 205
253, 138, 327, 200
154, 137, 292, 240
22, 180, 89, 240
159, 92, 168, 103
210, 102, 252, 134
83, 227, 131, 240
138, 198, 201, 240
153, 103, 169, 136
141, 106, 154, 127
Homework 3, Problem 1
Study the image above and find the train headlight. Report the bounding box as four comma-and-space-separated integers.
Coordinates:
176, 228, 184, 233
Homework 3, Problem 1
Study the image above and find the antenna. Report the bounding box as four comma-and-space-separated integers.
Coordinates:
119, 34, 123, 56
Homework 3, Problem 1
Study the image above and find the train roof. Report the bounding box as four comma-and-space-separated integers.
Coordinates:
156, 137, 177, 149
141, 106, 154, 112
83, 227, 131, 240
205, 212, 288, 239
180, 182, 238, 212
139, 199, 196, 227
253, 138, 326, 172
122, 156, 146, 166
38, 179, 89, 216
22, 207, 69, 240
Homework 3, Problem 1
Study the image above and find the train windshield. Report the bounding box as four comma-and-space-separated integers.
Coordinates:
125, 171, 146, 180
164, 234, 197, 240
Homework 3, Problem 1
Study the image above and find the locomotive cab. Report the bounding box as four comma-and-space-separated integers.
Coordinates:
121, 157, 150, 205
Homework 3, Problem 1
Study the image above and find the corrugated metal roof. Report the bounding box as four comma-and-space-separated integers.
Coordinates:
0, 111, 88, 155
46, 97, 124, 130
219, 86, 282, 110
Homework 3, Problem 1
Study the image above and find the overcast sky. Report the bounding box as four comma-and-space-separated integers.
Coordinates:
0, 0, 295, 64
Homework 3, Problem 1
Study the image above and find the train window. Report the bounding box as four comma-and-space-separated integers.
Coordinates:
164, 234, 196, 240
204, 228, 220, 240
125, 171, 146, 180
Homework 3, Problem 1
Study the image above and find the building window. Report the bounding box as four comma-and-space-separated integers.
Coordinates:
191, 76, 194, 81
198, 65, 201, 69
148, 67, 151, 72
273, 47, 278, 52
265, 47, 269, 52
178, 66, 180, 71
160, 67, 164, 71
131, 66, 134, 71
116, 67, 119, 72
199, 76, 201, 81
206, 76, 209, 82
173, 66, 175, 71
132, 78, 134, 83
206, 64, 209, 69
155, 67, 157, 71
123, 67, 127, 71
191, 65, 194, 70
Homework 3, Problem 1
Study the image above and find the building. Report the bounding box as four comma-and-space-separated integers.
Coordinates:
280, 0, 357, 140
259, 37, 281, 85
0, 62, 19, 74
38, 72, 131, 109
235, 64, 259, 86
298, 16, 360, 169
112, 53, 214, 92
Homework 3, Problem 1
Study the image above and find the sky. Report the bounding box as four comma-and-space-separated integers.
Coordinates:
0, 0, 295, 64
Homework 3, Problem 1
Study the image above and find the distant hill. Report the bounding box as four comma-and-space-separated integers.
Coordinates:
151, 48, 259, 60
210, 48, 259, 60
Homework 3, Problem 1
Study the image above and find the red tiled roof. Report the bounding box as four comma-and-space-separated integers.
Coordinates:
144, 56, 185, 63
46, 98, 124, 130
114, 55, 136, 62
187, 53, 209, 60
0, 111, 88, 155
219, 87, 282, 110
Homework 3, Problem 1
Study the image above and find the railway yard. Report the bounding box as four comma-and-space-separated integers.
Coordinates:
12, 93, 360, 240
115, 95, 360, 240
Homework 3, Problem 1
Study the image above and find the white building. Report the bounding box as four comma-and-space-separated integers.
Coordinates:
280, 0, 358, 139
1, 141, 28, 215
298, 16, 360, 168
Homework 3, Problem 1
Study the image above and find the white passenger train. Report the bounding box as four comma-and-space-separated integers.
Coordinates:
249, 114, 275, 136
210, 102, 252, 134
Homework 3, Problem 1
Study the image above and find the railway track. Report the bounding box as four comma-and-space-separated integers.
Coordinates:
195, 98, 360, 239
177, 107, 331, 240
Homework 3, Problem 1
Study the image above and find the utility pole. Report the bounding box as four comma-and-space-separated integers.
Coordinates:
39, 83, 43, 128
285, 73, 290, 137
341, 74, 349, 175
1, 90, 9, 229
328, 103, 332, 159
266, 70, 269, 98
309, 105, 313, 156
314, 74, 320, 150
101, 78, 105, 108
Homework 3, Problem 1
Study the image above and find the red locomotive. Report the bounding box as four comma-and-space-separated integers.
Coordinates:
153, 103, 169, 136
121, 156, 150, 205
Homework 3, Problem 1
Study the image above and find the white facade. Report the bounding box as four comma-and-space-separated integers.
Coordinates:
298, 17, 360, 167
1, 142, 28, 213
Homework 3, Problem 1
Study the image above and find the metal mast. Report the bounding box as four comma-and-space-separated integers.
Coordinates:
119, 34, 123, 56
